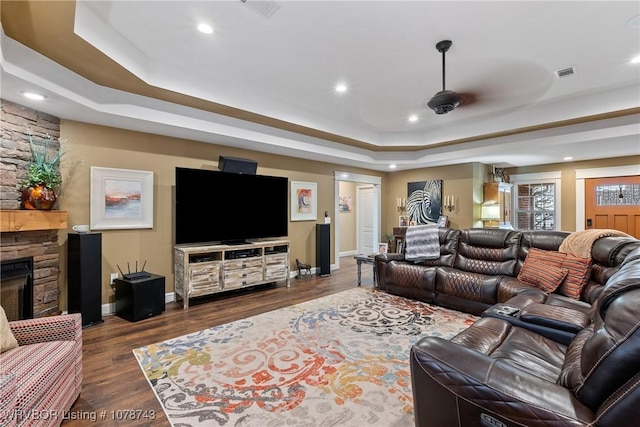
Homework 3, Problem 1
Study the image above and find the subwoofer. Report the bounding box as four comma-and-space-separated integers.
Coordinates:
218, 155, 257, 175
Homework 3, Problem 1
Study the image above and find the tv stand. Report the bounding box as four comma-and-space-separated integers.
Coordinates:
174, 239, 290, 309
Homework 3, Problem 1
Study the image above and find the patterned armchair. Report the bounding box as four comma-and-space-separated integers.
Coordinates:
0, 314, 82, 427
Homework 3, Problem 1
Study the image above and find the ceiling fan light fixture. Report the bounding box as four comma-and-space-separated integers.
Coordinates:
427, 39, 463, 115
426, 90, 461, 114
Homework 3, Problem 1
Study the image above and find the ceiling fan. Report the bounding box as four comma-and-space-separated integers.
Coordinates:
426, 40, 463, 115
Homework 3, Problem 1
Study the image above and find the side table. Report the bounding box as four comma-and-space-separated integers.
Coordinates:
354, 254, 377, 287
114, 273, 165, 322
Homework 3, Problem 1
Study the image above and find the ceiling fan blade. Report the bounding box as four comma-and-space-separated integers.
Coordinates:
457, 92, 477, 106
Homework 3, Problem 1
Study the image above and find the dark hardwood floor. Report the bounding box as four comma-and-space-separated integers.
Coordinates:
63, 256, 374, 426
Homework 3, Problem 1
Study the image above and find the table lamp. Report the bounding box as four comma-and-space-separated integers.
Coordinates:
481, 203, 501, 228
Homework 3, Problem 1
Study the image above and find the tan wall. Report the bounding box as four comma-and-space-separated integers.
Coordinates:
507, 156, 640, 231
338, 181, 357, 254
382, 163, 480, 238
49, 119, 640, 309
58, 120, 382, 308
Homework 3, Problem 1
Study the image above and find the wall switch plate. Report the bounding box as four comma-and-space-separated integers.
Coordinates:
110, 273, 119, 284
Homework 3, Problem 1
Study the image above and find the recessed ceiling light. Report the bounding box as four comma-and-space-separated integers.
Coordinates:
631, 55, 640, 64
22, 91, 46, 101
389, 164, 397, 169
408, 115, 418, 122
197, 23, 213, 34
335, 83, 347, 93
563, 156, 574, 161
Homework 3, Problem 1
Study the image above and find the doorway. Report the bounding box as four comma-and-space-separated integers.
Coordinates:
585, 175, 640, 239
334, 172, 382, 270
576, 165, 640, 239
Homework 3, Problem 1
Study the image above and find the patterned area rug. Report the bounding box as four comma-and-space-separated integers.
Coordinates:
133, 288, 477, 427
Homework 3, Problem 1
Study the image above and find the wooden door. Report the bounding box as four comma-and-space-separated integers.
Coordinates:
585, 176, 640, 239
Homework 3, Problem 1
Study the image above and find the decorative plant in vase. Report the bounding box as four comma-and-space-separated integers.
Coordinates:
20, 132, 63, 210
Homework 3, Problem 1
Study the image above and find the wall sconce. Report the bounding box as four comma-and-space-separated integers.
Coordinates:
396, 197, 406, 213
481, 203, 501, 228
443, 195, 455, 212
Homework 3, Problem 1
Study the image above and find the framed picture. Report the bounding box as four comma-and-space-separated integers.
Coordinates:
437, 215, 449, 227
291, 181, 317, 221
396, 239, 405, 254
90, 167, 154, 230
399, 215, 409, 227
378, 242, 389, 254
407, 180, 443, 224
339, 195, 352, 212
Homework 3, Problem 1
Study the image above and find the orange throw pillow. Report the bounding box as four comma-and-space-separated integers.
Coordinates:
522, 248, 592, 300
557, 254, 592, 300
518, 258, 569, 293
524, 247, 567, 266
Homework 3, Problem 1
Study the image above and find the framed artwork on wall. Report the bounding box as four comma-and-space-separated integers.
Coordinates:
407, 180, 443, 225
90, 167, 154, 230
291, 181, 317, 221
339, 195, 352, 212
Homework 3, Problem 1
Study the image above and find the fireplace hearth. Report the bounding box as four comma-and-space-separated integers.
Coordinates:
1, 257, 34, 321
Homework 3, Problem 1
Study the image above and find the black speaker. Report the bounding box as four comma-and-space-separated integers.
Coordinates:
316, 224, 331, 276
115, 273, 165, 322
68, 232, 103, 327
218, 155, 257, 174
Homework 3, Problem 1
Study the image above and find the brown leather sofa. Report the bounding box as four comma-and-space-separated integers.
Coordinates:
375, 228, 640, 316
410, 246, 640, 426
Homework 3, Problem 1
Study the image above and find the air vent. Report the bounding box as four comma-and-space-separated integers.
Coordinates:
555, 66, 577, 78
240, 0, 281, 19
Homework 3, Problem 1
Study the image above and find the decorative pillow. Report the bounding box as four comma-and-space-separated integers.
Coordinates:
518, 258, 569, 293
524, 247, 567, 267
0, 306, 18, 353
557, 254, 592, 300
522, 248, 592, 300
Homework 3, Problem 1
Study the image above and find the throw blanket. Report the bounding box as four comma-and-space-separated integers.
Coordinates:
559, 229, 632, 259
405, 224, 440, 262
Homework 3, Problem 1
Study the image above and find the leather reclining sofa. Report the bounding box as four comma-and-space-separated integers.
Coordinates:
375, 228, 639, 316
374, 228, 640, 426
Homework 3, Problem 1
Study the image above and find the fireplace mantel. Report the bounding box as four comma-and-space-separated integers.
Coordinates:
0, 210, 68, 232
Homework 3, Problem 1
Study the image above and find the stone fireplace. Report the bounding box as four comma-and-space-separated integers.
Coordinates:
0, 227, 65, 317
1, 99, 66, 317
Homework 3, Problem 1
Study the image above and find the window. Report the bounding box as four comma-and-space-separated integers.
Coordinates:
595, 184, 640, 206
511, 172, 561, 231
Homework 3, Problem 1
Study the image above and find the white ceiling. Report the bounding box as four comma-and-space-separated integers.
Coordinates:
1, 1, 639, 171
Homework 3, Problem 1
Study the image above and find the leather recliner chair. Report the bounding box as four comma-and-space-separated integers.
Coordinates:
409, 247, 640, 427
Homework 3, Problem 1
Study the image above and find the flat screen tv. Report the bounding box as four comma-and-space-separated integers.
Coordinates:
175, 167, 288, 245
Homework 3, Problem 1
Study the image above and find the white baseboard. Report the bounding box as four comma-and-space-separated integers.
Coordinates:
339, 250, 357, 257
